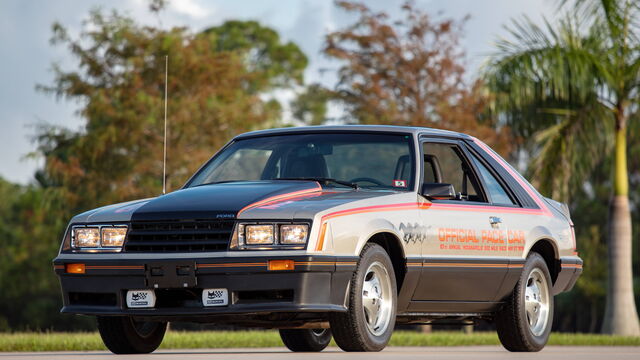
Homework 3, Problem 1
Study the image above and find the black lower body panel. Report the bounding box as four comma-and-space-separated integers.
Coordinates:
53, 255, 355, 326
553, 256, 583, 295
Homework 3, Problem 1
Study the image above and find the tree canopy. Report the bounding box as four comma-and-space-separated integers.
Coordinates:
324, 1, 512, 154
36, 10, 308, 213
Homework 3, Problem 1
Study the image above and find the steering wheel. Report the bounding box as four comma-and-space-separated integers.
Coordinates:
349, 177, 385, 186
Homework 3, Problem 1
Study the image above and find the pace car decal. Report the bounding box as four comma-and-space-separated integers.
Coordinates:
437, 228, 525, 252
315, 201, 534, 252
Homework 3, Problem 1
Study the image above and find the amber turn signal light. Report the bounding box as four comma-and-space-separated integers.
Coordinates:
268, 260, 295, 271
66, 263, 85, 274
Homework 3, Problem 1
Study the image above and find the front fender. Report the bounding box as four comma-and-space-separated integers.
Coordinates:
354, 218, 404, 257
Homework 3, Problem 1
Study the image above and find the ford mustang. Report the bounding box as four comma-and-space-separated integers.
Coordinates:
53, 125, 582, 353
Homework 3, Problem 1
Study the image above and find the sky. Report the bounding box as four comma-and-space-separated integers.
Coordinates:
0, 0, 556, 184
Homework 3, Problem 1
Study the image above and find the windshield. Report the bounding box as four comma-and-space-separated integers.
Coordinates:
187, 133, 416, 191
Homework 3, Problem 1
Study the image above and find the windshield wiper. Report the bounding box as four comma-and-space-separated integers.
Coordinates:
275, 177, 359, 190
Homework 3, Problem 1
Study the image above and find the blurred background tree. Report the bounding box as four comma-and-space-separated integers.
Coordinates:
483, 0, 640, 335
0, 2, 307, 331
323, 1, 513, 155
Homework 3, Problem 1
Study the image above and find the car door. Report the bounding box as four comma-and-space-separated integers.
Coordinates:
411, 138, 513, 304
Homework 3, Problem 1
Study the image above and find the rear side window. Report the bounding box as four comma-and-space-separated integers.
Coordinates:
468, 153, 515, 205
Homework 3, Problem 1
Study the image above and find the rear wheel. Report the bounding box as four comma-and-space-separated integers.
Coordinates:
279, 328, 332, 352
330, 243, 397, 352
495, 252, 553, 352
97, 316, 167, 354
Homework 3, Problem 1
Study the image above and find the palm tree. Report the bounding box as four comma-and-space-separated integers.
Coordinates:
483, 0, 640, 335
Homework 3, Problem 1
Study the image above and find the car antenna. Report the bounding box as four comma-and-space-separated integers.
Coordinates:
162, 55, 169, 195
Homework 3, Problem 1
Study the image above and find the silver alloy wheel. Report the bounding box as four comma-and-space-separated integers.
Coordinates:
525, 268, 550, 336
361, 261, 393, 337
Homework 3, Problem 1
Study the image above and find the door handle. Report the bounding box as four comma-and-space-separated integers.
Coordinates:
489, 216, 502, 225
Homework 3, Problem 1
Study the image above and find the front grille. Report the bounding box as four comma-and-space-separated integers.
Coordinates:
124, 219, 235, 252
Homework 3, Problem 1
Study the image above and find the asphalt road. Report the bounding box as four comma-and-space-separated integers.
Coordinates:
1, 346, 639, 360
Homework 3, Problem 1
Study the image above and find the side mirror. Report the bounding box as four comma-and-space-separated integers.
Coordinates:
420, 183, 456, 200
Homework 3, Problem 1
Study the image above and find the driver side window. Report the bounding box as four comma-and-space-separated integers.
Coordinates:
423, 142, 484, 202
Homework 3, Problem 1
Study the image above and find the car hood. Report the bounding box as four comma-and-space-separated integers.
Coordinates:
69, 181, 401, 223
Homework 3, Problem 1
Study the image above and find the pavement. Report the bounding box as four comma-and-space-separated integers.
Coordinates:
1, 346, 640, 360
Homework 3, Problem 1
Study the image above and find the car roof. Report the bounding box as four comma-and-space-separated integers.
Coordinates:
234, 125, 470, 140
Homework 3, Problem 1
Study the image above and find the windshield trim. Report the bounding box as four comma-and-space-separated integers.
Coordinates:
182, 130, 418, 192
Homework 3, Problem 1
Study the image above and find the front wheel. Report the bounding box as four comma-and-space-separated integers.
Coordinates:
330, 243, 397, 352
279, 328, 332, 352
495, 252, 554, 352
97, 316, 167, 354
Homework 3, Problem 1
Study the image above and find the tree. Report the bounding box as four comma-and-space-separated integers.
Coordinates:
9, 6, 310, 331
203, 20, 308, 92
484, 0, 640, 335
291, 84, 335, 125
324, 0, 512, 154
37, 10, 308, 212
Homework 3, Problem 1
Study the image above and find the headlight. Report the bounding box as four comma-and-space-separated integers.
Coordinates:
72, 227, 100, 248
71, 225, 127, 251
280, 224, 308, 244
101, 227, 127, 247
245, 225, 275, 245
233, 222, 310, 249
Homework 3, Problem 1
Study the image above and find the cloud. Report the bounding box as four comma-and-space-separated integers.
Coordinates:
170, 0, 212, 19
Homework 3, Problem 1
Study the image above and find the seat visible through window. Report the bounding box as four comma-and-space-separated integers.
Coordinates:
282, 154, 329, 178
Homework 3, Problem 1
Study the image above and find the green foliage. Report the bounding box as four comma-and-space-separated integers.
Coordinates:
483, 1, 640, 201
324, 0, 513, 155
1, 331, 639, 351
0, 178, 95, 331
37, 10, 308, 207
291, 84, 335, 125
0, 6, 309, 331
483, 0, 640, 333
202, 20, 308, 91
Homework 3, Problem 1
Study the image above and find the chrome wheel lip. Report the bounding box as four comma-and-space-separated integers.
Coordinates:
361, 261, 393, 337
525, 268, 550, 337
311, 329, 327, 336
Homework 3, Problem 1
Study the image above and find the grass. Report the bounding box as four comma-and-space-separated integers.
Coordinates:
0, 331, 638, 352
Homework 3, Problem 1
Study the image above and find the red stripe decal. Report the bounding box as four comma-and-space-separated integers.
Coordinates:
238, 182, 322, 215
321, 202, 431, 223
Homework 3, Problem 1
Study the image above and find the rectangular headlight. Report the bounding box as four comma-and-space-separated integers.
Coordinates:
245, 225, 275, 245
73, 227, 100, 248
280, 224, 308, 244
101, 227, 127, 247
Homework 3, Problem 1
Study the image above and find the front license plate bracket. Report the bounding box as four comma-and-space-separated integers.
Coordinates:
145, 260, 197, 289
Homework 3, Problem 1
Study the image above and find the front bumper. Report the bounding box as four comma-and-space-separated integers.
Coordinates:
53, 255, 357, 324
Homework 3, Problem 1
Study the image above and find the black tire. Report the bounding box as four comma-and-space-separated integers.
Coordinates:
330, 243, 397, 352
495, 252, 554, 352
279, 329, 332, 352
97, 316, 167, 354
